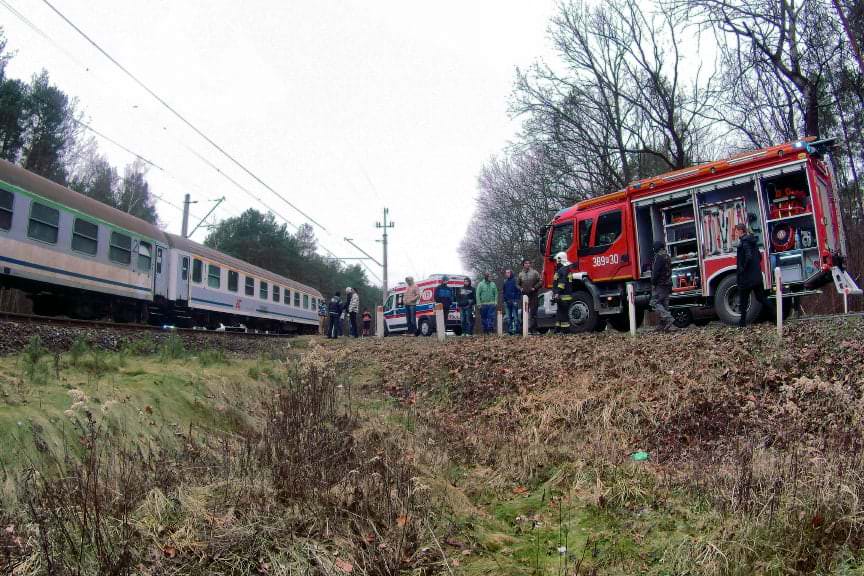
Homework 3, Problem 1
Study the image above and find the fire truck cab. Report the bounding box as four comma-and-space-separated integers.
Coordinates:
538, 138, 860, 332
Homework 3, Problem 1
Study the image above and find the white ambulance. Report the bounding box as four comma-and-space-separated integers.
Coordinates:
383, 274, 469, 336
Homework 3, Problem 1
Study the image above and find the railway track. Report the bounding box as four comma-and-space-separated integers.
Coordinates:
0, 310, 295, 338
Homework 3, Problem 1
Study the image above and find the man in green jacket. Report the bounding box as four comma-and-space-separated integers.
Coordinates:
476, 272, 499, 335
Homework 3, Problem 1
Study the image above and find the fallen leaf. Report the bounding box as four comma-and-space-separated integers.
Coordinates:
396, 514, 409, 527
334, 559, 353, 573
162, 545, 177, 558
512, 485, 528, 495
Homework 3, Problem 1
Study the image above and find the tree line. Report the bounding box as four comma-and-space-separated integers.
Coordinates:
0, 29, 380, 304
460, 0, 864, 279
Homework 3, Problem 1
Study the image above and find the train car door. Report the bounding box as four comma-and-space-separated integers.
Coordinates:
178, 255, 190, 302
153, 244, 169, 298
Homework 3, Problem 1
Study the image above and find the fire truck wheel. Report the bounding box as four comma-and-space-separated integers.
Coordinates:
714, 274, 762, 325
418, 318, 434, 337
566, 291, 598, 333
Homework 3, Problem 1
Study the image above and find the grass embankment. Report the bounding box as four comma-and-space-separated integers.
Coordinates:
327, 318, 864, 575
0, 335, 451, 575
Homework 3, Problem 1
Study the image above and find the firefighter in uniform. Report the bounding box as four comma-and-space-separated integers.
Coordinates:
552, 251, 575, 333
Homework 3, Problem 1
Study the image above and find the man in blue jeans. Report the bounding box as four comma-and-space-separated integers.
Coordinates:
458, 277, 476, 335
476, 272, 498, 335
502, 269, 521, 335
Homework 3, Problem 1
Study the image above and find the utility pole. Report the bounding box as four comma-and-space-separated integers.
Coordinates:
375, 208, 394, 304
181, 194, 192, 238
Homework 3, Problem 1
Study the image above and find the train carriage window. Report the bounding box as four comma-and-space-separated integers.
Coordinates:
71, 218, 98, 255
260, 281, 268, 300
156, 248, 163, 274
244, 276, 254, 296
192, 259, 203, 283
228, 270, 239, 292
594, 210, 622, 247
181, 257, 189, 281
549, 222, 574, 255
273, 285, 280, 302
303, 294, 309, 309
109, 232, 132, 264
138, 242, 153, 273
208, 264, 221, 289
294, 291, 300, 307
0, 189, 13, 231
284, 288, 290, 304
28, 202, 59, 244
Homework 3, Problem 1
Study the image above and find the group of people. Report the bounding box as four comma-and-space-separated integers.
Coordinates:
399, 260, 543, 336
319, 287, 373, 339
651, 222, 770, 331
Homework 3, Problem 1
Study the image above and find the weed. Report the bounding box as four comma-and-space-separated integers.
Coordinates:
122, 336, 156, 357
158, 334, 185, 360
68, 336, 89, 367
198, 347, 226, 367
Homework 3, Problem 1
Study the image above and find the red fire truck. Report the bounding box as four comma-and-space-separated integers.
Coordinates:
537, 138, 860, 332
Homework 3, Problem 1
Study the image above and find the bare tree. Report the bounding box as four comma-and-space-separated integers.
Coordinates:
674, 0, 842, 138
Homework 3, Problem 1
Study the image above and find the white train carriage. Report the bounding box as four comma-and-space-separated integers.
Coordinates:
165, 234, 322, 332
0, 159, 168, 321
0, 159, 322, 332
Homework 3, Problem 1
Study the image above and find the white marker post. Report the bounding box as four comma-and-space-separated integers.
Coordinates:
435, 303, 446, 341
774, 267, 783, 338
522, 295, 530, 338
496, 306, 504, 336
375, 305, 384, 338
844, 287, 850, 315
626, 282, 636, 337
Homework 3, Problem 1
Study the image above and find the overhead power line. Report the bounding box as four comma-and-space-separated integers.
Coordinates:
40, 0, 329, 233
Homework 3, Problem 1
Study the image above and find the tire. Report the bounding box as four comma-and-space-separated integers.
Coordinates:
383, 323, 390, 337
607, 309, 645, 332
593, 318, 607, 332
453, 327, 463, 336
714, 274, 762, 326
566, 291, 598, 333
418, 318, 434, 337
672, 308, 693, 328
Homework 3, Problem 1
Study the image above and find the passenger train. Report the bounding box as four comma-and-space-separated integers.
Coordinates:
0, 159, 321, 333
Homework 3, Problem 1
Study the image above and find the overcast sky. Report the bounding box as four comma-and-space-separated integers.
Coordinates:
1, 0, 558, 289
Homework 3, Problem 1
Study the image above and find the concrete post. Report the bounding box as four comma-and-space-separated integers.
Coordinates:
375, 305, 384, 338
626, 283, 636, 337
496, 306, 503, 336
844, 287, 850, 314
522, 295, 530, 338
774, 267, 783, 338
435, 303, 446, 341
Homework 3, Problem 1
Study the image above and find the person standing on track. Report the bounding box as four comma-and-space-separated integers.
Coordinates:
327, 291, 343, 339
317, 299, 327, 335
735, 223, 769, 327
518, 259, 542, 334
552, 252, 574, 333
476, 272, 498, 335
650, 241, 675, 332
403, 276, 420, 336
345, 287, 360, 338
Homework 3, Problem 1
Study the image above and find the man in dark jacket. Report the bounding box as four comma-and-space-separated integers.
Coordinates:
457, 278, 476, 336
650, 241, 675, 331
735, 223, 769, 327
502, 269, 521, 335
434, 277, 453, 331
327, 292, 343, 339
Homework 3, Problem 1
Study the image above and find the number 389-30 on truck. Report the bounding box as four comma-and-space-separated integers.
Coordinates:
535, 138, 861, 333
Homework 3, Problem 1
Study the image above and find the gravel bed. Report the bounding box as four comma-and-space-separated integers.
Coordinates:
0, 320, 294, 357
